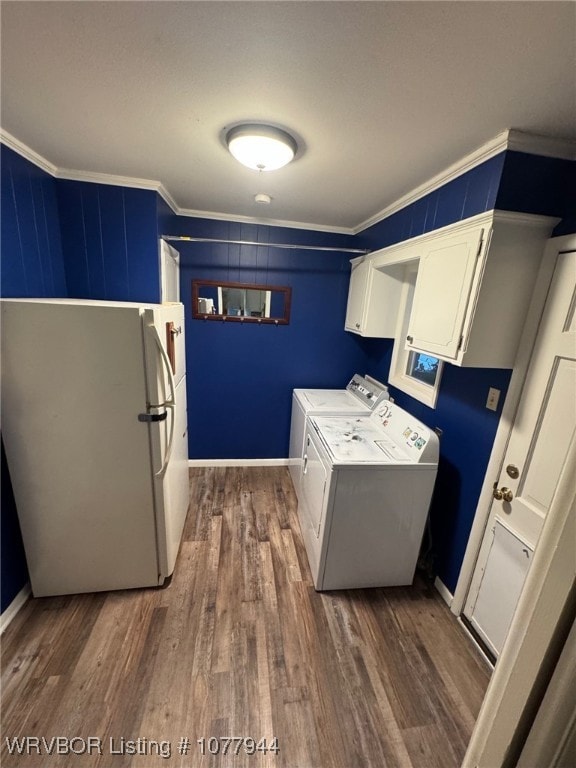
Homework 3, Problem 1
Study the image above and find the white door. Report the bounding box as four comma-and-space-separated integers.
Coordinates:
160, 240, 180, 303
464, 244, 576, 657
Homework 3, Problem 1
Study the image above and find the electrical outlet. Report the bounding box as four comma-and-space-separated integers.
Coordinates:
486, 387, 500, 412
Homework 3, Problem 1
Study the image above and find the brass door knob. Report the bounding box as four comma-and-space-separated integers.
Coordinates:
493, 483, 513, 502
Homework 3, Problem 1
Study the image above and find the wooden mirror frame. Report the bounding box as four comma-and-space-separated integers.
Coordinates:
192, 279, 292, 325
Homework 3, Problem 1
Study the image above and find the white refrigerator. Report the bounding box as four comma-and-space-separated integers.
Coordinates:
1, 299, 190, 597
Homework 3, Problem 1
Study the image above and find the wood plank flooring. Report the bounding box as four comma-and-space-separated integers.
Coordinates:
1, 467, 490, 768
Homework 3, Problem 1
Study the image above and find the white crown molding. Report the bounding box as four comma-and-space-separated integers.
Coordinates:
175, 206, 354, 234
2, 127, 573, 237
55, 167, 180, 212
353, 129, 576, 235
507, 129, 576, 160
1, 128, 182, 211
0, 129, 58, 176
188, 458, 289, 467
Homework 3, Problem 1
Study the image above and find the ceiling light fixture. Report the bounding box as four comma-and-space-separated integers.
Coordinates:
254, 193, 272, 204
226, 124, 297, 171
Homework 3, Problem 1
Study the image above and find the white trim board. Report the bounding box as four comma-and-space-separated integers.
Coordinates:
189, 458, 290, 468
0, 584, 31, 635
434, 576, 453, 608
2, 127, 573, 237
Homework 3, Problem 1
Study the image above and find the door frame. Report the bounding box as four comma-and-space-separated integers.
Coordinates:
459, 233, 576, 765
159, 239, 181, 304
452, 233, 576, 616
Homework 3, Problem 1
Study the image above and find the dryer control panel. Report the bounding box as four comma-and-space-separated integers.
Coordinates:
346, 374, 389, 409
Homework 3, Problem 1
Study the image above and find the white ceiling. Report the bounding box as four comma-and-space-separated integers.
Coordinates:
1, 1, 574, 232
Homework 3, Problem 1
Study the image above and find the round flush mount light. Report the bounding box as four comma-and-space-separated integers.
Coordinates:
226, 124, 297, 171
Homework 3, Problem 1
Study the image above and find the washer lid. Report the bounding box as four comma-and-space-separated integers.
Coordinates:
295, 374, 388, 412
311, 416, 411, 463
300, 389, 366, 410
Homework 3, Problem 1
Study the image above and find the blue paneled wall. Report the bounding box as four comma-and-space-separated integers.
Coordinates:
166, 217, 367, 458
358, 153, 506, 251
56, 181, 161, 303
1, 145, 67, 297
496, 151, 576, 223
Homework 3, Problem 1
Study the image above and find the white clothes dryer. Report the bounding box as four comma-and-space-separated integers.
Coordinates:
298, 401, 439, 591
289, 374, 388, 498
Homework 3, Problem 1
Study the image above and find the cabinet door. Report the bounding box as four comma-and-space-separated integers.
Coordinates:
406, 227, 485, 361
345, 258, 369, 332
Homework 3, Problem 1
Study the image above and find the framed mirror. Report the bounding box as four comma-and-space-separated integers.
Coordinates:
192, 280, 292, 324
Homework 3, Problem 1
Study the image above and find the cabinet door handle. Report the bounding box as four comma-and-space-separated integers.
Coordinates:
406, 335, 414, 344
355, 323, 360, 329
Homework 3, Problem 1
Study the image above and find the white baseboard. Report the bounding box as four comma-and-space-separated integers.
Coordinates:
0, 583, 31, 634
434, 576, 454, 608
188, 458, 290, 467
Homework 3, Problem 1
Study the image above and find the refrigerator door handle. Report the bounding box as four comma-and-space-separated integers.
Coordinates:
147, 322, 178, 477
138, 411, 168, 423
156, 402, 175, 477
148, 323, 176, 408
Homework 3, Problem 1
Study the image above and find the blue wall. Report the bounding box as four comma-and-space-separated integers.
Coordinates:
1, 145, 67, 297
166, 217, 367, 458
1, 442, 29, 613
56, 181, 161, 303
358, 153, 506, 251
496, 151, 576, 227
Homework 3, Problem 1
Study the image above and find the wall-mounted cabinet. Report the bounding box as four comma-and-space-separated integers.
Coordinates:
345, 210, 558, 367
405, 211, 558, 367
344, 257, 404, 337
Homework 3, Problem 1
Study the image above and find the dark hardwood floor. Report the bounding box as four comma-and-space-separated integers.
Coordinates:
1, 467, 490, 767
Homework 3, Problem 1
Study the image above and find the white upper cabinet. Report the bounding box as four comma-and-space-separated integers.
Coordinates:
345, 257, 370, 333
345, 210, 558, 366
406, 226, 485, 361
345, 257, 404, 337
405, 211, 558, 367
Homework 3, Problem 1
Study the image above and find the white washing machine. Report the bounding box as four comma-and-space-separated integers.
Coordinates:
298, 401, 439, 590
289, 374, 388, 498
